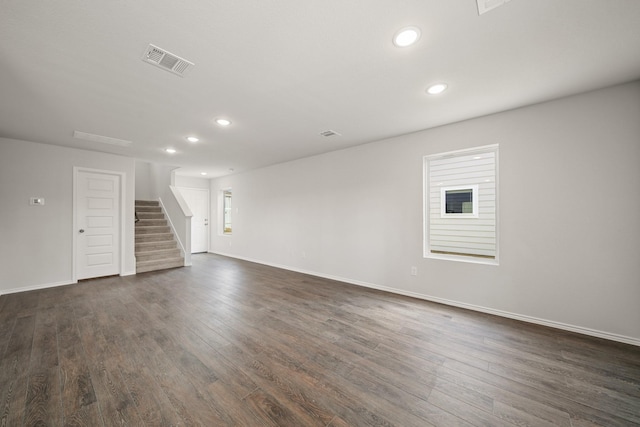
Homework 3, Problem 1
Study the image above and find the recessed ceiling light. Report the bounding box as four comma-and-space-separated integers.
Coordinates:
165, 148, 176, 154
186, 136, 199, 143
200, 172, 208, 176
393, 27, 421, 47
426, 83, 448, 95
215, 118, 231, 126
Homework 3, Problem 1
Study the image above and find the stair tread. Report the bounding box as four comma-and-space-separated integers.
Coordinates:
136, 263, 184, 273
136, 226, 170, 234
135, 245, 176, 249
135, 248, 180, 256
136, 232, 172, 235
135, 233, 173, 240
136, 241, 177, 247
136, 257, 184, 266
137, 247, 178, 251
136, 256, 183, 263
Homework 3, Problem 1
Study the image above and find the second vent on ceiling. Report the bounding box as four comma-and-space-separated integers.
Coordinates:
320, 130, 341, 137
142, 44, 194, 77
477, 0, 512, 15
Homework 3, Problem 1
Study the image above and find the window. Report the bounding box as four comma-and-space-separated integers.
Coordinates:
222, 189, 232, 234
441, 185, 478, 217
424, 145, 498, 264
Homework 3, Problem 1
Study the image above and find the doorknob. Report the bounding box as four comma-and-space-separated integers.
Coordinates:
79, 229, 85, 233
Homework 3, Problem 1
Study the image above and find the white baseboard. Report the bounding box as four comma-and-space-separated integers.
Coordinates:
209, 251, 640, 347
0, 279, 76, 296
2, 269, 135, 293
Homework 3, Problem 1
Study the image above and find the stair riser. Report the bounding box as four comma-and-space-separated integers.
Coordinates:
135, 200, 160, 206
136, 226, 170, 234
136, 250, 181, 262
136, 233, 173, 243
136, 219, 168, 227
136, 258, 184, 273
136, 242, 177, 252
135, 206, 162, 213
137, 212, 164, 220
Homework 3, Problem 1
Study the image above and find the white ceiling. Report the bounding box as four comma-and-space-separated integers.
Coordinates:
2, 0, 640, 178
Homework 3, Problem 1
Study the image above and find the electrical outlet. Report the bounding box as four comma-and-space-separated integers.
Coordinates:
410, 266, 417, 276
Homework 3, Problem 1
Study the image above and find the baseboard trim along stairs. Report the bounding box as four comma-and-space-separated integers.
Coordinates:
135, 200, 184, 273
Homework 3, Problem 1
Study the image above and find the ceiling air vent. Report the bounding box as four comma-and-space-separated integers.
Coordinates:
320, 130, 341, 138
141, 44, 194, 77
477, 0, 511, 15
73, 131, 132, 147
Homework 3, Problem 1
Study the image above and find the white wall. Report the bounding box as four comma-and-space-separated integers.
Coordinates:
210, 81, 640, 344
135, 161, 177, 201
0, 138, 136, 293
175, 175, 210, 189
134, 160, 152, 200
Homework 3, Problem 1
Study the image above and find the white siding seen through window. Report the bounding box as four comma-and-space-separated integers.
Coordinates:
424, 145, 498, 263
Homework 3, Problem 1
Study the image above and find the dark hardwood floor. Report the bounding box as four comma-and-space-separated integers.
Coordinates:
1, 254, 639, 426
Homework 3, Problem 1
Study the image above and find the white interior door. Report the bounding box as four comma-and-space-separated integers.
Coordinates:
76, 170, 121, 280
179, 187, 209, 253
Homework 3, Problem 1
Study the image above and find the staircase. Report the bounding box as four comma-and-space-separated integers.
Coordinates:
135, 200, 184, 273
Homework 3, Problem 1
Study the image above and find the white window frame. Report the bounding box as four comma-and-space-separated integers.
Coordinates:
221, 189, 232, 235
424, 144, 499, 265
440, 185, 479, 218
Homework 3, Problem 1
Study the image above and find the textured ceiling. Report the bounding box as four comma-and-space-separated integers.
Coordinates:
1, 0, 640, 177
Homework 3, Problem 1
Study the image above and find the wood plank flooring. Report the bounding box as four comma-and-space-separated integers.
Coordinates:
1, 253, 639, 426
